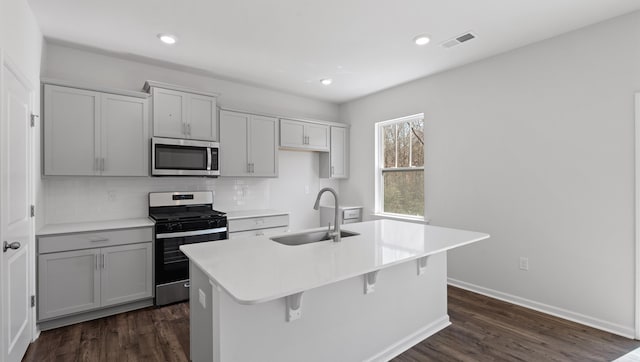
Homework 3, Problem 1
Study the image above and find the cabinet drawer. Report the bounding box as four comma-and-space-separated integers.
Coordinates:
39, 227, 153, 254
228, 215, 289, 232
229, 226, 289, 240
343, 208, 361, 220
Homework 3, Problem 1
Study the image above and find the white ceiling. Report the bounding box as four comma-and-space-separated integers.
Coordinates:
27, 0, 640, 103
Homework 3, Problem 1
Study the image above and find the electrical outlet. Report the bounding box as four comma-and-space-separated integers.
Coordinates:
519, 257, 529, 271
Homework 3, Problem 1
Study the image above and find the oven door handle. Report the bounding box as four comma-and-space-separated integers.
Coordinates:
156, 227, 228, 239
207, 147, 212, 171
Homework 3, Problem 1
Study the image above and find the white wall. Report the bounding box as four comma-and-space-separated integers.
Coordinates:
40, 42, 340, 231
339, 11, 640, 336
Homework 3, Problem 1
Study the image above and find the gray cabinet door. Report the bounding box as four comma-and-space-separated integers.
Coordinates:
100, 94, 149, 176
249, 115, 278, 177
330, 127, 348, 178
305, 123, 330, 151
188, 94, 217, 141
320, 126, 349, 179
44, 85, 100, 175
100, 243, 153, 307
152, 87, 187, 139
279, 119, 305, 148
220, 110, 250, 176
38, 249, 101, 320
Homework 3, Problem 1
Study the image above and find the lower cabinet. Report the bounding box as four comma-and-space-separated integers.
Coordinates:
101, 243, 153, 307
227, 212, 289, 239
37, 227, 153, 326
38, 249, 101, 320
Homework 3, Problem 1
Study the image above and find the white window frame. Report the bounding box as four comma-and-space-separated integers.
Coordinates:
374, 113, 425, 221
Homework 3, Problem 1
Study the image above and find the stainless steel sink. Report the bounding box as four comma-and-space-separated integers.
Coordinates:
271, 230, 359, 246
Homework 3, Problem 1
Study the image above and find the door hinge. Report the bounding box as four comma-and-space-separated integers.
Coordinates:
30, 114, 39, 127
30, 205, 35, 218
30, 295, 35, 308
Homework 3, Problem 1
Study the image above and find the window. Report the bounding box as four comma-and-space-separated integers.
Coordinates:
375, 114, 424, 218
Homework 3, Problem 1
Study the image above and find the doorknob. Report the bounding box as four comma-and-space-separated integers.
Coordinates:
3, 241, 21, 252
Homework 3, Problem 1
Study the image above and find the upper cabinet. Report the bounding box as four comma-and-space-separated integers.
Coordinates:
43, 83, 149, 176
219, 110, 278, 177
279, 119, 330, 152
144, 81, 218, 141
320, 126, 349, 179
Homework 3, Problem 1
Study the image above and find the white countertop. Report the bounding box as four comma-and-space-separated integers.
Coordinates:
224, 209, 289, 220
38, 218, 155, 236
180, 219, 489, 305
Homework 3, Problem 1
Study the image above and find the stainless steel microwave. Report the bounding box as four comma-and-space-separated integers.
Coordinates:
151, 137, 220, 177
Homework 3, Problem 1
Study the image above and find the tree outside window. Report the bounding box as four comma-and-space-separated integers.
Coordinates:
377, 114, 424, 217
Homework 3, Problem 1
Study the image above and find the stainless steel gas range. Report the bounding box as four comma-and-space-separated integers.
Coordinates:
148, 191, 228, 306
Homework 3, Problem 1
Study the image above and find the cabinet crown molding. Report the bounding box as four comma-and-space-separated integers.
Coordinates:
143, 80, 220, 98
41, 78, 149, 99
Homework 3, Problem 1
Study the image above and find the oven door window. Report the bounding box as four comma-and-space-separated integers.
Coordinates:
156, 234, 207, 284
155, 144, 208, 170
156, 232, 227, 285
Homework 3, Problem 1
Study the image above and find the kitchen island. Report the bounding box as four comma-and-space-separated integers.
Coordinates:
180, 219, 489, 362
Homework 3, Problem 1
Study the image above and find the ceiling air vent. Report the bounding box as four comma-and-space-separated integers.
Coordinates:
441, 31, 476, 49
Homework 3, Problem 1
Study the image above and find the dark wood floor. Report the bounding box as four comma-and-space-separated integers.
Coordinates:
23, 286, 640, 361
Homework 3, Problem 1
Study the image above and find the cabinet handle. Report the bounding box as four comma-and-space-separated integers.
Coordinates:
187, 124, 191, 137
101, 254, 105, 269
101, 158, 105, 172
95, 254, 98, 270
251, 163, 254, 173
89, 237, 109, 242
182, 122, 187, 136
247, 163, 251, 173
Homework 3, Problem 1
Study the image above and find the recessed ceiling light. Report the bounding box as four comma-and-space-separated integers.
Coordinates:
320, 78, 333, 86
413, 34, 431, 46
158, 34, 177, 45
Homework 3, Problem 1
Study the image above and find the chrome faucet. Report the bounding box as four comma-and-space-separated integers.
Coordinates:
313, 187, 341, 242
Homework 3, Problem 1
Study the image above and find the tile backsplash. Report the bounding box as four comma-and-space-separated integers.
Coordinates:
41, 151, 339, 231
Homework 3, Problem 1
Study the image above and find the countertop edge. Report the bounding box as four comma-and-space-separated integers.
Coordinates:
184, 231, 490, 305
37, 218, 155, 236
225, 209, 290, 220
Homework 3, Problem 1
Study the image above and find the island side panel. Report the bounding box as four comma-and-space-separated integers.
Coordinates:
211, 252, 448, 362
190, 262, 217, 362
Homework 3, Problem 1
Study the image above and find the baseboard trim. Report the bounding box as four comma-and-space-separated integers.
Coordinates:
448, 278, 634, 339
366, 315, 451, 362
37, 298, 154, 331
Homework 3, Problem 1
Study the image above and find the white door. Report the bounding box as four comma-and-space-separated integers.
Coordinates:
1, 55, 33, 362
